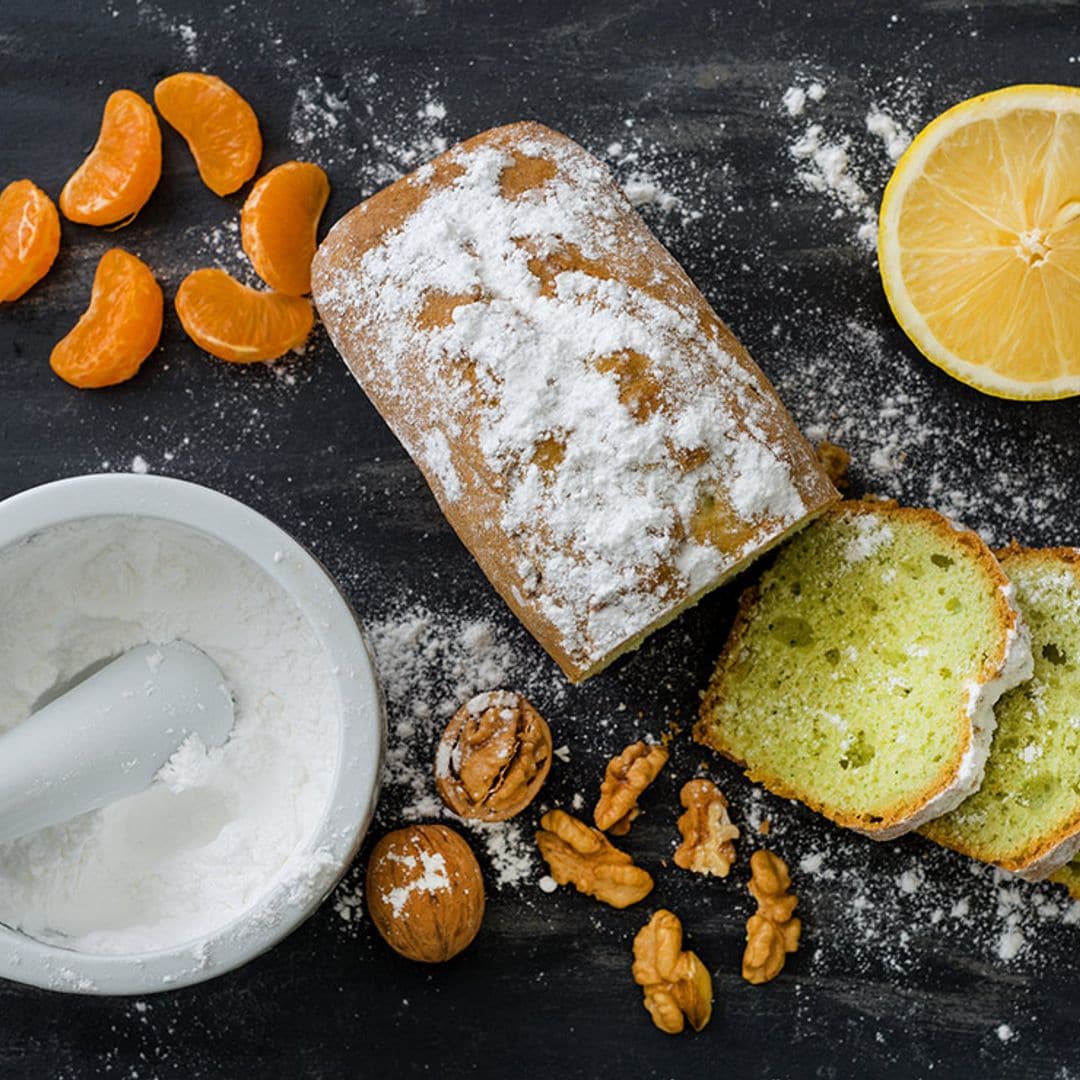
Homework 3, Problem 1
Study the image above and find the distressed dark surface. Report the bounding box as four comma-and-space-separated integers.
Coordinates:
1, 1, 1079, 1078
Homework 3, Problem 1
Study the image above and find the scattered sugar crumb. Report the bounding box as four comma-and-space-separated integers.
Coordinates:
782, 86, 808, 117
997, 924, 1025, 961
898, 867, 925, 895
866, 108, 911, 162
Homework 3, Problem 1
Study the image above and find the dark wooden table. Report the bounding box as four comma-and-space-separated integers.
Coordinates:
2, 1, 1079, 1076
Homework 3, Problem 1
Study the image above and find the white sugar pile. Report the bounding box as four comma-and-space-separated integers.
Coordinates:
0, 517, 339, 959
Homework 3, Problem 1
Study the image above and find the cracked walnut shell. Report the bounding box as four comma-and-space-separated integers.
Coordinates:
366, 825, 485, 964
435, 690, 552, 821
674, 779, 740, 878
632, 909, 713, 1034
535, 809, 653, 909
742, 849, 801, 985
593, 741, 668, 835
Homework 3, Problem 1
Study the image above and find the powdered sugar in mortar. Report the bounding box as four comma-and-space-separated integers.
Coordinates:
0, 516, 339, 955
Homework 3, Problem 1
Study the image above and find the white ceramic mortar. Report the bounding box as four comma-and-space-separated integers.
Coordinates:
0, 474, 385, 995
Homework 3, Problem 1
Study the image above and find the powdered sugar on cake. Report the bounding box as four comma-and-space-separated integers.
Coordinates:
842, 512, 894, 563
316, 128, 817, 669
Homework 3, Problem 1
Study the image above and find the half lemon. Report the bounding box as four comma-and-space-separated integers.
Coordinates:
878, 84, 1080, 400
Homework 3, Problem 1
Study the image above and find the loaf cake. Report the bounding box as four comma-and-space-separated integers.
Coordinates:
925, 546, 1080, 878
695, 502, 1032, 838
311, 122, 837, 681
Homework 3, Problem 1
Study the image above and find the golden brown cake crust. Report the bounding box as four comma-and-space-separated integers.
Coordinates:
312, 121, 836, 681
694, 501, 1023, 836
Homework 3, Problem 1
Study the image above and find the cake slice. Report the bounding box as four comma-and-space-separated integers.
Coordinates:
311, 122, 837, 682
924, 546, 1080, 878
695, 501, 1032, 839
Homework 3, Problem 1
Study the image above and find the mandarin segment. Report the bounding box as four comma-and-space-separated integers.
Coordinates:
154, 73, 261, 196
60, 89, 161, 227
0, 180, 61, 303
241, 161, 330, 295
175, 268, 313, 363
50, 248, 162, 388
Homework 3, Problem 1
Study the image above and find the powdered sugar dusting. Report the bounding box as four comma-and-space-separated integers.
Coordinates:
362, 604, 567, 893
776, 318, 1080, 544
842, 513, 895, 563
866, 108, 912, 162
779, 80, 915, 249
382, 849, 450, 917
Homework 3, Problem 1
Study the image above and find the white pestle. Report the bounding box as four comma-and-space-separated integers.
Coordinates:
0, 640, 235, 846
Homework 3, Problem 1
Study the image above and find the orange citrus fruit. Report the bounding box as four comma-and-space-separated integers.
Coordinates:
60, 89, 161, 227
50, 249, 163, 388
154, 73, 262, 196
879, 84, 1080, 400
175, 268, 313, 362
0, 179, 61, 303
241, 161, 330, 295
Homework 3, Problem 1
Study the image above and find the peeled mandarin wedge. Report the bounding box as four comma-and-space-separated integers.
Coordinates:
50, 249, 163, 388
175, 268, 313, 362
878, 84, 1080, 400
59, 89, 162, 227
154, 73, 261, 196
0, 180, 61, 303
241, 162, 330, 295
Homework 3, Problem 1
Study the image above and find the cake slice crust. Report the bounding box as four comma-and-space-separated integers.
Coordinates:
924, 546, 1080, 878
695, 501, 1031, 838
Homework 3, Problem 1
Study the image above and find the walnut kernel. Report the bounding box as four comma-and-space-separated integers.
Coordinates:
365, 824, 485, 963
673, 779, 739, 878
535, 809, 653, 909
632, 909, 713, 1034
742, 849, 800, 984
435, 690, 552, 822
593, 740, 668, 835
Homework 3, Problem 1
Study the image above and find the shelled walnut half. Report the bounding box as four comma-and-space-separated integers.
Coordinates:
535, 809, 653, 909
435, 690, 552, 822
674, 779, 739, 878
593, 740, 668, 835
632, 909, 712, 1034
742, 849, 801, 985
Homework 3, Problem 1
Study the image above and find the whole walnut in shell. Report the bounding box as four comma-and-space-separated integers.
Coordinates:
365, 824, 485, 963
